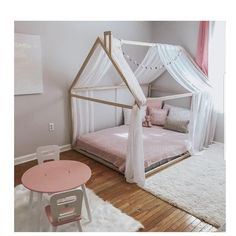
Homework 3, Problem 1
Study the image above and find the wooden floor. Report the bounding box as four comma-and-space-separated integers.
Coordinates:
14, 150, 218, 232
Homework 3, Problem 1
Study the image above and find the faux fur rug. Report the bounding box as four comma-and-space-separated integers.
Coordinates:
143, 143, 225, 227
15, 185, 143, 232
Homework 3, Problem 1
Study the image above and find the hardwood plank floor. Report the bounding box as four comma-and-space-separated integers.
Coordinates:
14, 150, 218, 232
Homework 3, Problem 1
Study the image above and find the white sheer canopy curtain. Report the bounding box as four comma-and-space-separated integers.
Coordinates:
157, 44, 216, 153
134, 46, 165, 84
71, 46, 111, 145
112, 38, 146, 186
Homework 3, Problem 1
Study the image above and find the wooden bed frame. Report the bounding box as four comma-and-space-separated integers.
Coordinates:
74, 147, 191, 178
70, 31, 192, 179
145, 151, 190, 177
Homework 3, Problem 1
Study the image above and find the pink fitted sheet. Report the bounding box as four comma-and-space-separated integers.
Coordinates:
76, 125, 190, 171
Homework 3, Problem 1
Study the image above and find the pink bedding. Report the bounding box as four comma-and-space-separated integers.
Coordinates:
76, 125, 190, 171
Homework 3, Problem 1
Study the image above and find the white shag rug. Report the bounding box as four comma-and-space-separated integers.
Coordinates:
143, 143, 225, 227
15, 185, 143, 232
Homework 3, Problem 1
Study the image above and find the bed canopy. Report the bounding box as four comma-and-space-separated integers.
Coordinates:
70, 31, 216, 186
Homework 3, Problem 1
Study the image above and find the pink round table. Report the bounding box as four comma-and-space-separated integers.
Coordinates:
22, 160, 92, 229
22, 160, 91, 193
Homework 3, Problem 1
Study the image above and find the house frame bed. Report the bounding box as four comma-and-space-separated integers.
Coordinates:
69, 31, 193, 178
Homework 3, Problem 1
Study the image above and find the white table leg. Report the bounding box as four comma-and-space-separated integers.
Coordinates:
28, 191, 34, 231
77, 221, 83, 232
81, 184, 92, 222
36, 192, 43, 232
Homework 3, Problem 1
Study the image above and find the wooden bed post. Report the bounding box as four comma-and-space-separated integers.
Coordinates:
104, 31, 112, 56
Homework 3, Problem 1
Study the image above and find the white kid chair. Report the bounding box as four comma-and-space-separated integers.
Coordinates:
45, 189, 84, 232
36, 145, 60, 164
28, 145, 60, 222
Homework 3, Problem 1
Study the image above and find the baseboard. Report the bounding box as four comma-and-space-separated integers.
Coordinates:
14, 144, 72, 166
59, 144, 72, 152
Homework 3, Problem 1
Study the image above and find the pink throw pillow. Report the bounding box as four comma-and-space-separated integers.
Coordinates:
149, 108, 168, 126
146, 99, 162, 112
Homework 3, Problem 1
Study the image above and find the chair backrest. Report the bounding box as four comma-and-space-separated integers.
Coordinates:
36, 145, 60, 164
49, 189, 83, 224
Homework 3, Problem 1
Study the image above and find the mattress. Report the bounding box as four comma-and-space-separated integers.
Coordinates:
76, 125, 190, 172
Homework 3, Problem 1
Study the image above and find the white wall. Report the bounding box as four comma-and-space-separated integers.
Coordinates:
14, 21, 153, 157
151, 21, 224, 143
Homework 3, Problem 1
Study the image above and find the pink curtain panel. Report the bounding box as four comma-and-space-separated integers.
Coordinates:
196, 21, 209, 76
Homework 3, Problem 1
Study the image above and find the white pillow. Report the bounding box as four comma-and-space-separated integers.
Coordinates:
167, 105, 190, 121
123, 106, 146, 125
123, 108, 132, 125
163, 104, 191, 133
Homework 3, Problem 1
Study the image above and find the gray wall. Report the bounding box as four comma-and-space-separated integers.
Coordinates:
14, 21, 153, 157
151, 21, 199, 57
